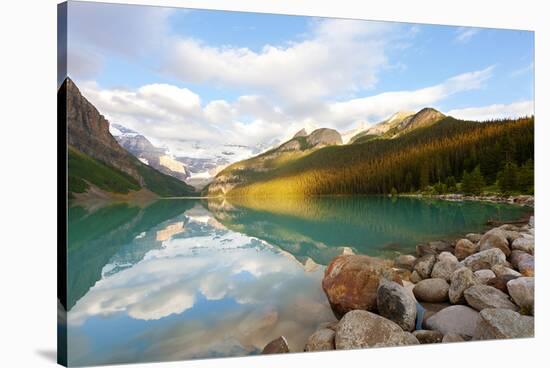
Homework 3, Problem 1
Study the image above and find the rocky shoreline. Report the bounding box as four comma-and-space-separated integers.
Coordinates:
262, 215, 535, 353
401, 193, 534, 207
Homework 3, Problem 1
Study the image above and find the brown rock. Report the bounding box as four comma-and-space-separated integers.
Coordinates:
416, 244, 437, 257
479, 230, 511, 257
460, 248, 507, 271
442, 333, 465, 343
454, 239, 479, 261
431, 259, 459, 281
511, 238, 534, 254
395, 254, 417, 271
412, 330, 443, 344
474, 269, 496, 284
410, 270, 423, 284
262, 336, 289, 354
491, 264, 522, 278
429, 240, 454, 253
322, 255, 402, 318
449, 267, 477, 304
305, 329, 335, 351
507, 277, 534, 314
486, 275, 520, 293
465, 233, 482, 243
413, 255, 436, 279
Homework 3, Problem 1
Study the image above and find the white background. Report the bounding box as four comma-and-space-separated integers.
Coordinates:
0, 0, 547, 367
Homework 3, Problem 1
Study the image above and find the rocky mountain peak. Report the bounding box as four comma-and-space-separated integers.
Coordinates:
293, 128, 308, 138
306, 128, 343, 148
62, 77, 143, 184
399, 107, 446, 132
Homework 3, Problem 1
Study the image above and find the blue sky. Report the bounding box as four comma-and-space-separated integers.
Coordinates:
64, 1, 534, 153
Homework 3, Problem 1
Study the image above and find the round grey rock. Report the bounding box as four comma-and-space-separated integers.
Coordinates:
413, 278, 449, 303
425, 305, 480, 338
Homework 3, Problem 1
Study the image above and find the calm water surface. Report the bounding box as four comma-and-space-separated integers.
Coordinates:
64, 197, 529, 366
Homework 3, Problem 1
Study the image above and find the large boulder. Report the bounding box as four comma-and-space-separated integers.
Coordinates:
478, 229, 511, 257
412, 330, 443, 344
449, 267, 477, 304
335, 310, 418, 349
473, 308, 534, 340
413, 255, 436, 279
424, 305, 480, 338
395, 254, 417, 271
262, 336, 290, 354
377, 280, 417, 331
511, 238, 534, 254
474, 269, 496, 284
413, 278, 449, 303
464, 285, 519, 312
507, 277, 534, 314
431, 259, 459, 282
305, 328, 335, 351
322, 255, 402, 318
454, 239, 479, 261
460, 248, 507, 271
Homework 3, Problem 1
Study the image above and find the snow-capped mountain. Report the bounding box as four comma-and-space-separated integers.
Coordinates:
111, 124, 189, 182
110, 123, 280, 189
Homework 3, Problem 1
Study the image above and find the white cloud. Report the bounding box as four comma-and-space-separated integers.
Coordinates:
163, 19, 398, 102
510, 62, 534, 77
326, 66, 494, 128
67, 2, 173, 79
79, 65, 495, 157
446, 100, 534, 121
455, 27, 480, 43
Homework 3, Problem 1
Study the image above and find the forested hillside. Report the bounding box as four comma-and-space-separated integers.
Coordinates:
207, 116, 534, 197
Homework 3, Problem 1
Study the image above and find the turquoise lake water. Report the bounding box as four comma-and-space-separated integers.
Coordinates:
64, 197, 530, 366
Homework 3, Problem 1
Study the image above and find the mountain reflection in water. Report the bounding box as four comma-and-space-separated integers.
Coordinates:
66, 196, 529, 366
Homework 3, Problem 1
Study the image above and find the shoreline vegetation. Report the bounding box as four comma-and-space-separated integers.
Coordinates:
261, 214, 535, 353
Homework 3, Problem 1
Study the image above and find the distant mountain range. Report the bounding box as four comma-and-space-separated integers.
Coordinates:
110, 124, 190, 182
62, 77, 533, 199
62, 78, 196, 199
206, 108, 534, 197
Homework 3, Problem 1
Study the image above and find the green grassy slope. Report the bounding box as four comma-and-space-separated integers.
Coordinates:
136, 161, 196, 197
68, 146, 196, 197
68, 146, 141, 195
212, 116, 534, 197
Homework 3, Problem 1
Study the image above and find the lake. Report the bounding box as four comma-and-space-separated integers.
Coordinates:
64, 196, 530, 366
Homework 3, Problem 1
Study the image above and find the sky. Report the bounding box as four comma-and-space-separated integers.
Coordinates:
63, 1, 534, 155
